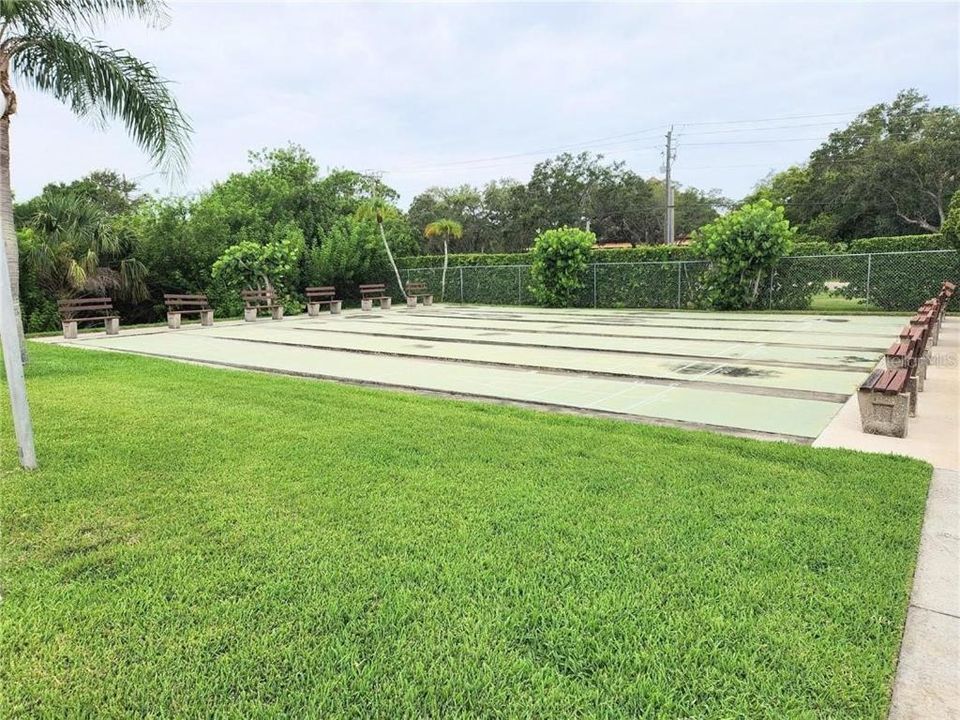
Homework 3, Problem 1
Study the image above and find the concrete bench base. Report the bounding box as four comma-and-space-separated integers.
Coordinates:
857, 389, 910, 438
168, 309, 213, 329
361, 298, 391, 311
61, 317, 119, 338
244, 308, 258, 322
271, 306, 284, 320
308, 301, 342, 316
406, 295, 434, 308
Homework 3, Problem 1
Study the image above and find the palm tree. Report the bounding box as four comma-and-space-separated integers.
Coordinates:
424, 219, 463, 302
356, 197, 407, 300
26, 193, 148, 302
1, 0, 191, 356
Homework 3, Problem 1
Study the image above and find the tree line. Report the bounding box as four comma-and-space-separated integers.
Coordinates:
13, 91, 959, 332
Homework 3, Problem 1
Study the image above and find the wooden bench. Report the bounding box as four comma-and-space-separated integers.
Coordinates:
58, 297, 119, 339
305, 286, 342, 316
404, 281, 433, 308
359, 283, 391, 311
164, 293, 213, 329
895, 323, 932, 390
242, 288, 283, 321
858, 368, 912, 437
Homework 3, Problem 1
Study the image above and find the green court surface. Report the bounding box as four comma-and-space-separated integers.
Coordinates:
62, 304, 907, 441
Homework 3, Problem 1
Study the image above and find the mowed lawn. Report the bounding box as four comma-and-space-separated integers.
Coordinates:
1, 343, 930, 718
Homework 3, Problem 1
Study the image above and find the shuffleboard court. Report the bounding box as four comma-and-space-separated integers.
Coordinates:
59, 304, 909, 442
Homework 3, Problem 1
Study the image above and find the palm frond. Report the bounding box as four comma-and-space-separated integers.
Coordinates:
1, 1, 168, 35
119, 257, 148, 301
80, 248, 99, 276
65, 258, 87, 289
12, 30, 191, 176
26, 240, 57, 278
424, 219, 464, 240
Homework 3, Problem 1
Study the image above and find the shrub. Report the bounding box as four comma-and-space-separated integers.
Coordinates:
528, 227, 595, 307
211, 223, 304, 301
306, 215, 394, 300
692, 199, 796, 310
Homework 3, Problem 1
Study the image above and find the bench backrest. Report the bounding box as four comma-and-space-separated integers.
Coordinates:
58, 297, 114, 320
359, 283, 386, 298
306, 286, 337, 300
164, 293, 209, 310
406, 281, 428, 293
242, 289, 277, 307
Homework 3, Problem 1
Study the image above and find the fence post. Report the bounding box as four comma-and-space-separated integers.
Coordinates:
676, 263, 682, 308
459, 267, 464, 303
593, 264, 598, 308
517, 266, 522, 305
865, 253, 872, 305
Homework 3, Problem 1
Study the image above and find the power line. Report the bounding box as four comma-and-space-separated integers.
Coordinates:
676, 110, 861, 127
678, 136, 830, 148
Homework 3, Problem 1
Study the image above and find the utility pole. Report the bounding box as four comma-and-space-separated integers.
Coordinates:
0, 204, 37, 470
663, 126, 676, 244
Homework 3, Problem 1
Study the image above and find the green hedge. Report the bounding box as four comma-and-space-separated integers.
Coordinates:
398, 235, 947, 271
848, 234, 947, 253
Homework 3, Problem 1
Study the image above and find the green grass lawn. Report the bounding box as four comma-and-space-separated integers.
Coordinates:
1, 343, 930, 718
808, 292, 882, 312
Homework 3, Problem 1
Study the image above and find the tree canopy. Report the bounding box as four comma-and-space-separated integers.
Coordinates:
749, 90, 959, 240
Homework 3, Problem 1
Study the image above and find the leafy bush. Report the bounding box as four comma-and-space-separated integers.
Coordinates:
528, 227, 596, 307
692, 200, 796, 310
211, 223, 304, 302
942, 192, 960, 251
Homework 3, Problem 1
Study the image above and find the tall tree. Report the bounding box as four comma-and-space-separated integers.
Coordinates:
749, 90, 959, 240
423, 219, 463, 301
0, 0, 191, 355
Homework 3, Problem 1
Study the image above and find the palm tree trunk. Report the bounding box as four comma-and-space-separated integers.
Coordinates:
0, 113, 27, 362
377, 220, 407, 300
441, 238, 448, 302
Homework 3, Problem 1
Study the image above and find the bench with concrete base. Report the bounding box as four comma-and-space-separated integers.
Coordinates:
404, 281, 433, 308
58, 297, 119, 339
242, 289, 283, 321
884, 338, 924, 416
858, 368, 912, 437
164, 293, 214, 329
359, 283, 391, 311
305, 286, 342, 316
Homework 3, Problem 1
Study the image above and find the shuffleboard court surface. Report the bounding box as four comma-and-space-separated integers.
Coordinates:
63, 304, 909, 441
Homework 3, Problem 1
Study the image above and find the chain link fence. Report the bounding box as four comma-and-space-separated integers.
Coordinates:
400, 250, 959, 312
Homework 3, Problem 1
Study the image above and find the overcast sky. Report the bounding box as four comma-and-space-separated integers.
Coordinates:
11, 1, 959, 206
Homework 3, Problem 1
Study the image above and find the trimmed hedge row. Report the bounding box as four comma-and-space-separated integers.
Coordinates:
847, 233, 949, 253
396, 234, 947, 270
